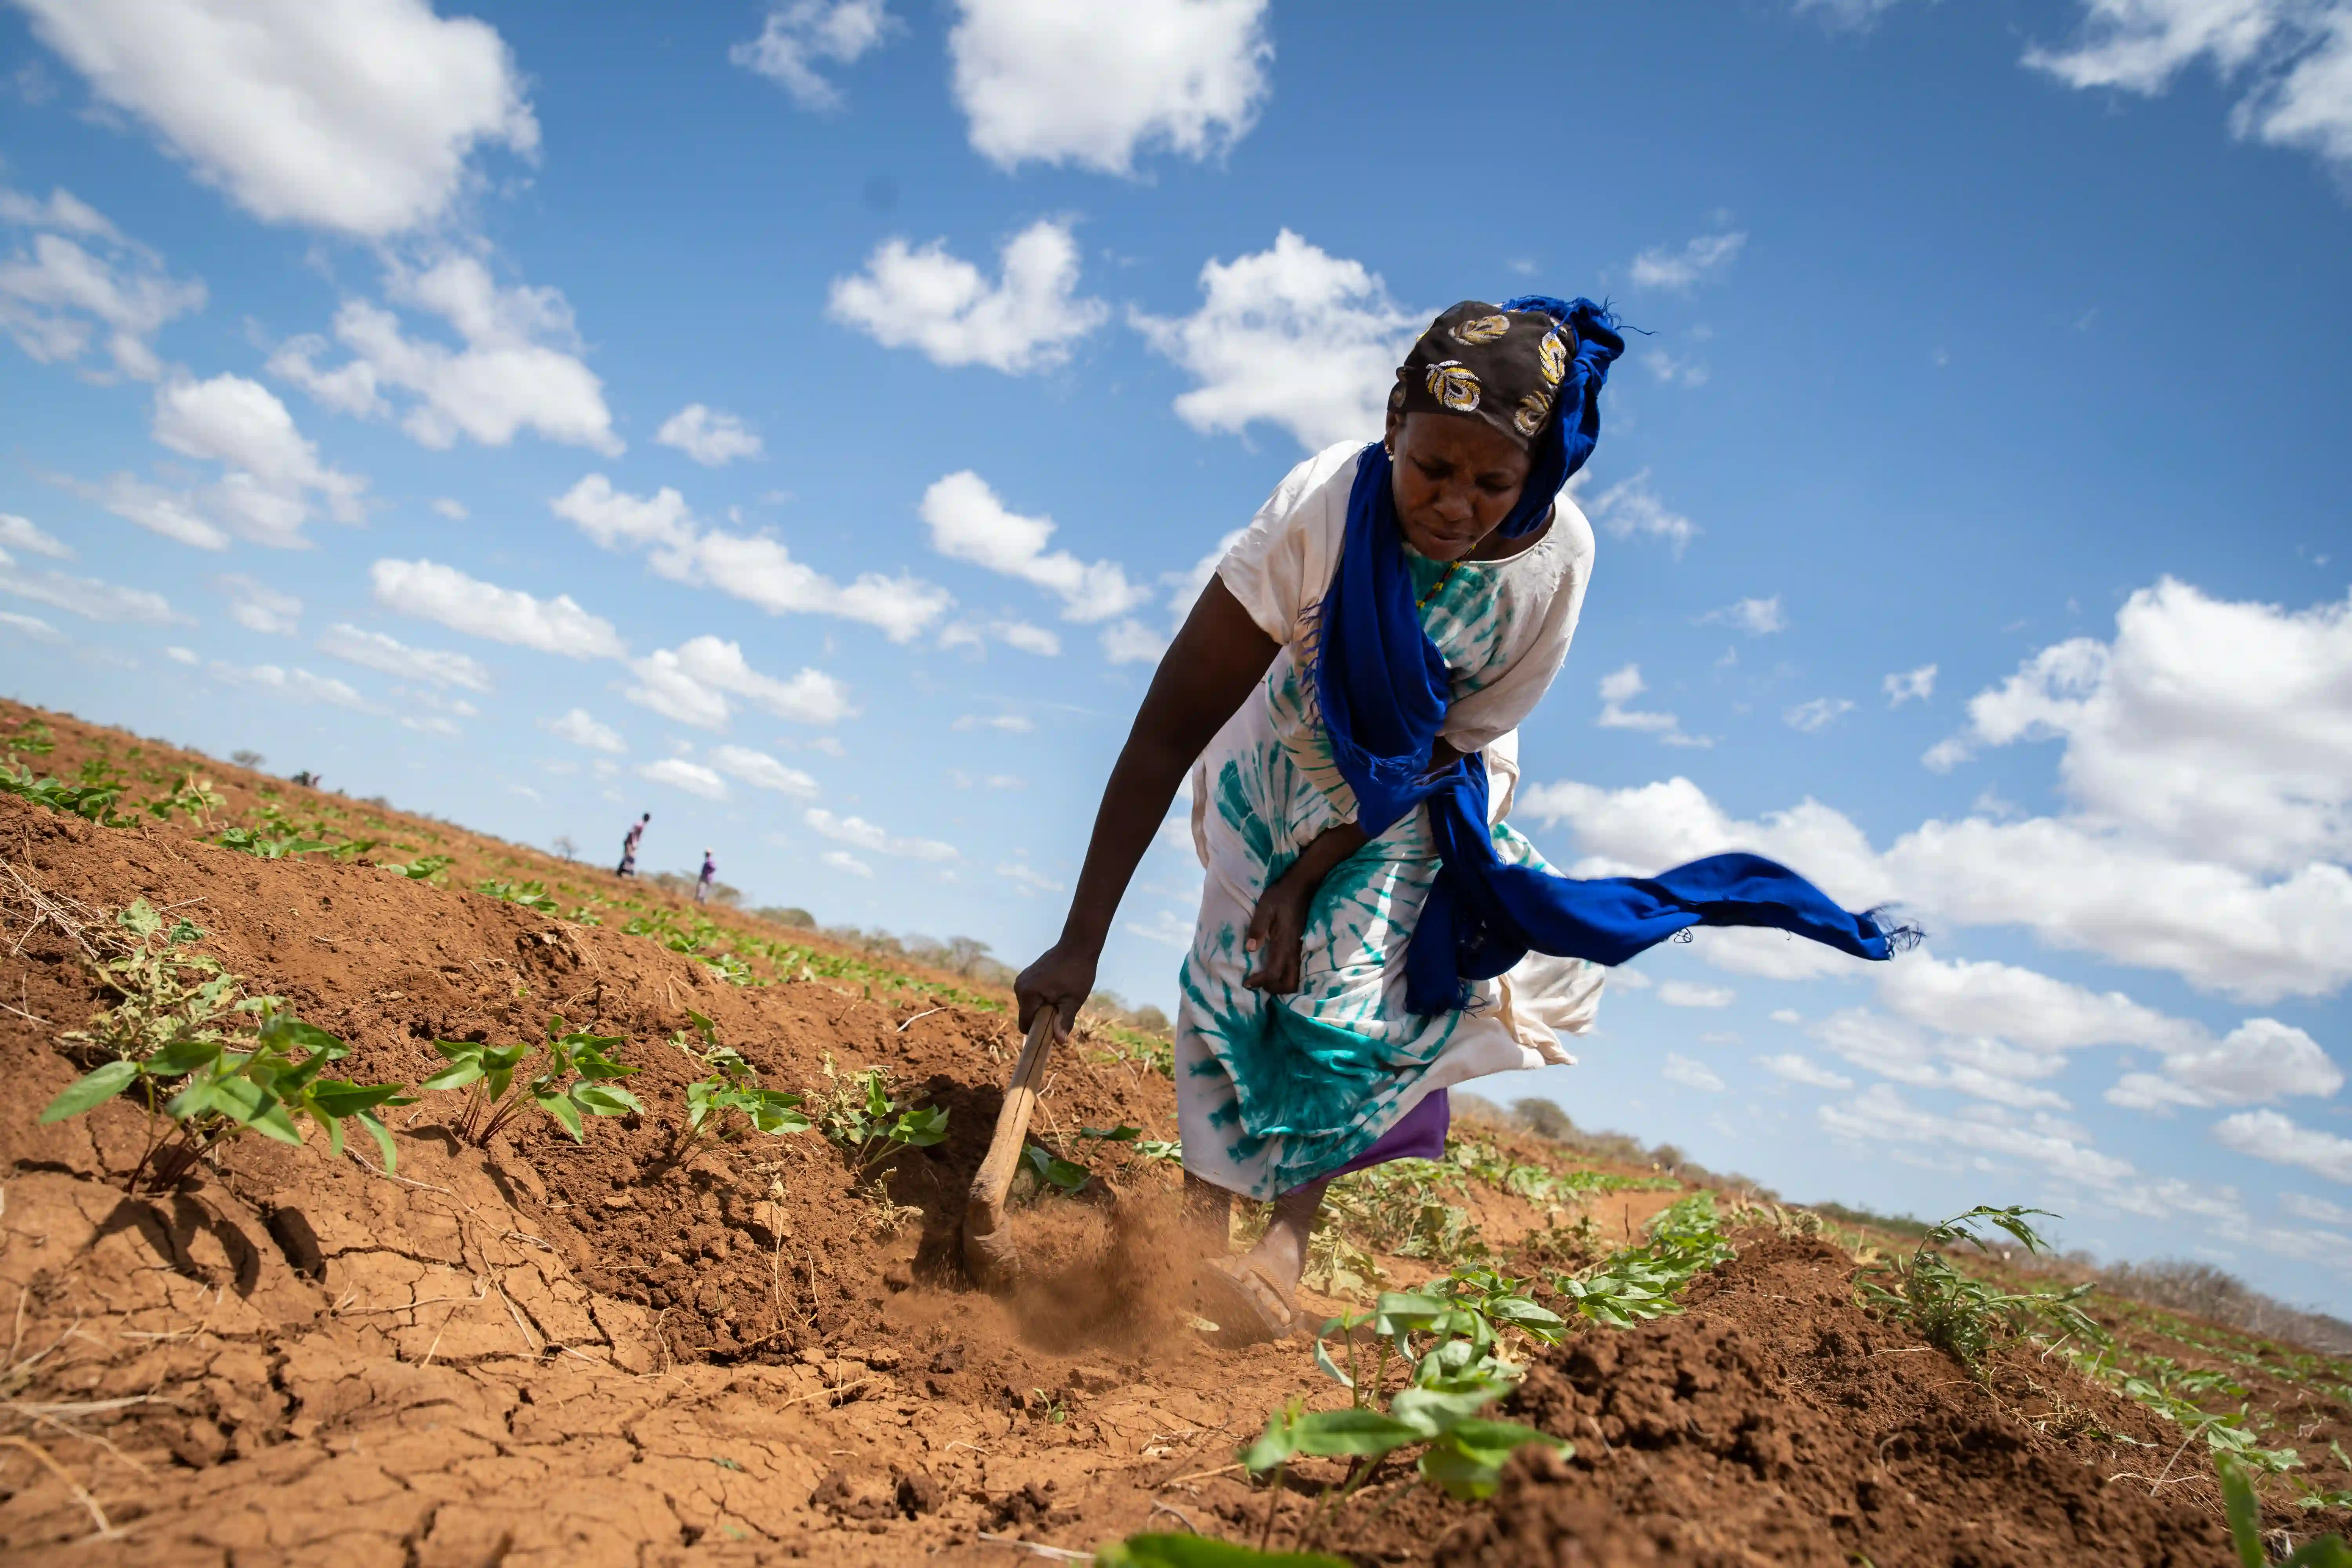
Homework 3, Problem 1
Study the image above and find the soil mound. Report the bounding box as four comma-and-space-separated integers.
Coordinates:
1412, 1236, 2227, 1566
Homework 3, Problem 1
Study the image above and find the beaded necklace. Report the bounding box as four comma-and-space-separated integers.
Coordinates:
1415, 559, 1459, 611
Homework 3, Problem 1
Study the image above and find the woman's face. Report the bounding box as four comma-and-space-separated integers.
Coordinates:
1385, 409, 1532, 561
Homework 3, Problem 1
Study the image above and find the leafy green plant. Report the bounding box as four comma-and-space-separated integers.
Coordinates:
1, 762, 134, 826
1553, 1191, 1738, 1327
476, 877, 559, 913
383, 853, 453, 882
1023, 1143, 1091, 1193
1855, 1205, 2107, 1373
670, 1010, 808, 1152
1078, 1123, 1182, 1160
816, 1062, 948, 1174
39, 909, 412, 1191
1317, 1158, 1483, 1262
2221, 1452, 2352, 1567
2069, 1347, 2305, 1472
141, 771, 226, 827
4, 718, 56, 757
423, 1017, 643, 1144
214, 825, 330, 859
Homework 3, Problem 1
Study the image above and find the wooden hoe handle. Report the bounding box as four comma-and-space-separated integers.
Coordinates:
962, 1006, 1060, 1290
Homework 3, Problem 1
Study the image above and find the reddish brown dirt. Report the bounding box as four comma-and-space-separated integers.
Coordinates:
0, 701, 2333, 1565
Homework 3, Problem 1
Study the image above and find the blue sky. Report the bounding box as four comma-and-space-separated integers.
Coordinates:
2, 0, 2348, 1307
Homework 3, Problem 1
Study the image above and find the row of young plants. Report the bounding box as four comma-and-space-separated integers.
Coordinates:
0, 729, 1006, 1014
1851, 1205, 2352, 1528
36, 902, 948, 1195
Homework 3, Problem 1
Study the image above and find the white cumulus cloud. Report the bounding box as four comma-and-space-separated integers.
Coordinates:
806, 808, 958, 862
1595, 663, 1708, 749
316, 622, 490, 692
1786, 697, 1856, 733
1628, 230, 1747, 292
639, 758, 728, 801
948, 0, 1270, 175
655, 404, 763, 466
215, 573, 301, 636
1523, 584, 2352, 1006
624, 638, 851, 730
919, 470, 1147, 622
1923, 578, 2352, 875
15, 0, 537, 237
370, 558, 624, 659
1700, 595, 1786, 635
208, 659, 377, 712
1885, 663, 1937, 706
1573, 469, 1699, 557
0, 187, 203, 379
2107, 1019, 2343, 1111
1659, 981, 1737, 1009
552, 474, 951, 644
710, 744, 819, 798
0, 514, 72, 561
544, 708, 624, 754
822, 849, 874, 878
829, 219, 1107, 374
730, 0, 897, 109
2213, 1108, 2352, 1184
270, 253, 620, 456
1663, 1053, 1727, 1092
1132, 229, 1419, 452
2025, 0, 2352, 174
0, 563, 178, 624
1758, 1053, 1855, 1090
147, 373, 367, 547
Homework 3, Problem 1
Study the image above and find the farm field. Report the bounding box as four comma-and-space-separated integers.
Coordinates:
3, 697, 2348, 1566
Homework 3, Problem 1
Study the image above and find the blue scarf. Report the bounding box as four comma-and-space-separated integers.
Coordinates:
1313, 301, 1907, 1014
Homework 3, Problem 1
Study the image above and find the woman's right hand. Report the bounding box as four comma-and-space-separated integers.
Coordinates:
1014, 940, 1099, 1042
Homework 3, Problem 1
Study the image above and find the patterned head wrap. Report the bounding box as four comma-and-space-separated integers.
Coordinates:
1392, 295, 1624, 537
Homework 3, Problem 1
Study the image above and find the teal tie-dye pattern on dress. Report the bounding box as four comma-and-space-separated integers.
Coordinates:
1174, 450, 1599, 1199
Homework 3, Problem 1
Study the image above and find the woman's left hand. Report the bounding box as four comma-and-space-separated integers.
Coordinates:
1243, 871, 1313, 995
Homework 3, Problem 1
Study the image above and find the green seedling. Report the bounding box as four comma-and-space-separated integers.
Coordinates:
1318, 1158, 1483, 1263
423, 1016, 644, 1144
4, 719, 56, 757
2222, 1453, 2352, 1566
476, 877, 559, 913
1855, 1205, 2108, 1373
141, 772, 226, 827
1554, 1191, 1738, 1327
1097, 1535, 1348, 1568
1023, 1143, 1091, 1193
383, 853, 454, 882
40, 909, 412, 1191
817, 1062, 948, 1174
1079, 1124, 1183, 1161
214, 825, 330, 859
1, 762, 135, 826
670, 1010, 809, 1152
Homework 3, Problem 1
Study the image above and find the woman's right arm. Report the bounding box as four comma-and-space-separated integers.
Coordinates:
1014, 576, 1281, 1037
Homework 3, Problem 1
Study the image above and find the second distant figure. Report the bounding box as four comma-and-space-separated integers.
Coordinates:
617, 812, 649, 877
695, 848, 717, 904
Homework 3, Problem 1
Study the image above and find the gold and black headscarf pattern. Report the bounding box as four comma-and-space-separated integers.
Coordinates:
1394, 300, 1580, 450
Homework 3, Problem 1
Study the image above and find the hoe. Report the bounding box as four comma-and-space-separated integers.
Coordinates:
962, 1007, 1060, 1290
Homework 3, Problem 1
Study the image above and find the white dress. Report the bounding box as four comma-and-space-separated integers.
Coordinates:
1175, 442, 1609, 1199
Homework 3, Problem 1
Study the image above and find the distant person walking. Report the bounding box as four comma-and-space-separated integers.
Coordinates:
695, 849, 717, 904
617, 812, 649, 877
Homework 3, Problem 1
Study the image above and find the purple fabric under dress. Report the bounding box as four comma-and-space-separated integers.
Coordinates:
1315, 1089, 1449, 1185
